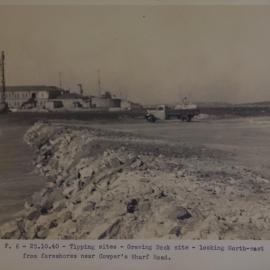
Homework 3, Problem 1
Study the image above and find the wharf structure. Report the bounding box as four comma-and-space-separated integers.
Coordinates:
5, 85, 142, 111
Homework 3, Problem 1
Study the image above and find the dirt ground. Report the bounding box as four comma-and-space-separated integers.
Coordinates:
1, 116, 270, 240
53, 116, 270, 178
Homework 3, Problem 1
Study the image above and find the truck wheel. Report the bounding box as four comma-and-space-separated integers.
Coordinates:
181, 116, 188, 122
187, 115, 192, 122
146, 114, 156, 123
150, 115, 156, 123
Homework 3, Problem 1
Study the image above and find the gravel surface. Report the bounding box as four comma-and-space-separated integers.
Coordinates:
1, 118, 269, 239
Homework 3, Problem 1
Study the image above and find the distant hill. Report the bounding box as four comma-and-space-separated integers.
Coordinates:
196, 101, 270, 108
196, 102, 233, 108
144, 101, 270, 109
237, 101, 270, 107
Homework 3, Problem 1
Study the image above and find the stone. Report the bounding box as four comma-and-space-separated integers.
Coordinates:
88, 218, 121, 239
16, 219, 25, 235
89, 191, 102, 204
0, 221, 20, 239
110, 158, 122, 168
57, 210, 72, 224
49, 219, 58, 229
46, 181, 55, 189
176, 207, 192, 221
36, 213, 57, 229
127, 199, 138, 213
62, 186, 76, 198
82, 202, 96, 212
24, 201, 33, 209
24, 220, 36, 239
52, 200, 66, 212
78, 166, 94, 179
176, 170, 186, 178
39, 193, 58, 213
158, 191, 167, 198
56, 176, 65, 187
213, 186, 222, 195
36, 226, 49, 239
169, 226, 181, 237
131, 159, 143, 169
25, 207, 40, 221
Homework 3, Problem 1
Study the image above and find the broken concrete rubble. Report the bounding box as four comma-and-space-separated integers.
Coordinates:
0, 121, 270, 239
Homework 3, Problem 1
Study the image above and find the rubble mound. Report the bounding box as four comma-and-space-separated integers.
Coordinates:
1, 121, 270, 240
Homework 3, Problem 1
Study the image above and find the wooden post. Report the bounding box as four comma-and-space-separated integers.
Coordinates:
1, 51, 6, 102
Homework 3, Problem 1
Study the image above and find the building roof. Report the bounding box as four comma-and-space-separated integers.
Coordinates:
55, 93, 84, 99
6, 85, 63, 92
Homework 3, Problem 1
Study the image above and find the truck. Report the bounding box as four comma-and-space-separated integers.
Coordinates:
145, 104, 200, 122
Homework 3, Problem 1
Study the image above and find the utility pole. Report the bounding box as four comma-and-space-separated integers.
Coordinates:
1, 51, 6, 103
97, 69, 101, 96
58, 72, 62, 89
125, 89, 129, 100
119, 89, 122, 98
77, 83, 83, 96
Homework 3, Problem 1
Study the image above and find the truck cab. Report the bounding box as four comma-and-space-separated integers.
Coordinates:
146, 105, 167, 121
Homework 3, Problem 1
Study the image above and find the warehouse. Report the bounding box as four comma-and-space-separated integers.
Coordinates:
5, 85, 63, 109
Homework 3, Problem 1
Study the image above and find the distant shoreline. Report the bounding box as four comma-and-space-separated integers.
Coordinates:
0, 105, 270, 125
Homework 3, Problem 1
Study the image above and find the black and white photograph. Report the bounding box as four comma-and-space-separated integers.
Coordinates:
1, 2, 270, 241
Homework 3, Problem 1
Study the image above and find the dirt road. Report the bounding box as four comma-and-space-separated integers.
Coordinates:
57, 116, 270, 178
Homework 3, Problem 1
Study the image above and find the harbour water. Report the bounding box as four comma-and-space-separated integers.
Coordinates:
0, 118, 45, 224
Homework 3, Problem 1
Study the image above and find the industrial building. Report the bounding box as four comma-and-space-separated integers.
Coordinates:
45, 92, 90, 110
91, 91, 121, 109
5, 85, 142, 112
5, 85, 63, 109
120, 99, 142, 111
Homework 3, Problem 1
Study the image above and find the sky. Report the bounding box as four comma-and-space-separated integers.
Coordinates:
1, 5, 270, 104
